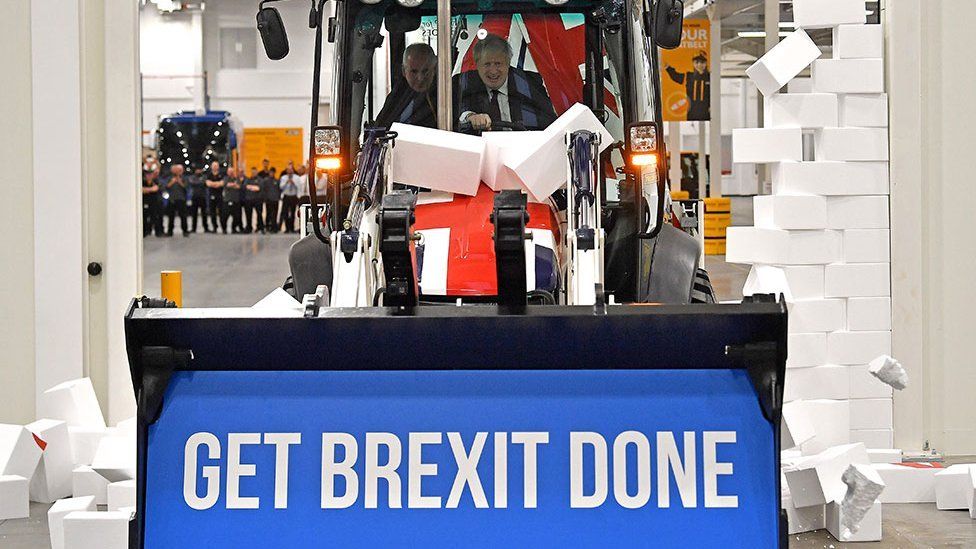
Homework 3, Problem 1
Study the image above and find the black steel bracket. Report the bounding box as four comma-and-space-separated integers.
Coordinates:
378, 192, 419, 309
491, 191, 529, 313
725, 341, 783, 424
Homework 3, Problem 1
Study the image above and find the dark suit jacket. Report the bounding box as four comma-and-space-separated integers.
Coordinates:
375, 78, 437, 129
454, 67, 557, 131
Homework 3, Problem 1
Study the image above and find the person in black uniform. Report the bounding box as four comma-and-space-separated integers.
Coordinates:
242, 167, 264, 234
262, 165, 282, 233
165, 164, 190, 237
665, 51, 711, 121
375, 43, 438, 129
204, 161, 225, 233
142, 167, 164, 237
187, 167, 209, 233
221, 167, 244, 234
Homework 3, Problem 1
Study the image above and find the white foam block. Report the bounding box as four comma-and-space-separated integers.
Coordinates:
754, 195, 827, 230
782, 401, 818, 449
67, 427, 106, 468
785, 365, 850, 401
788, 332, 827, 368
828, 331, 891, 364
868, 354, 909, 390
851, 429, 894, 449
764, 93, 839, 129
782, 265, 825, 300
825, 263, 890, 298
793, 0, 866, 29
62, 511, 130, 549
743, 265, 794, 302
788, 299, 847, 333
784, 494, 826, 534
72, 466, 109, 505
833, 24, 883, 59
844, 229, 890, 263
935, 464, 976, 510
732, 128, 803, 163
772, 161, 889, 196
726, 228, 843, 266
27, 419, 73, 503
850, 398, 893, 430
969, 467, 976, 519
90, 434, 136, 483
746, 30, 822, 96
784, 443, 870, 507
868, 449, 902, 464
812, 59, 884, 94
839, 94, 888, 127
0, 423, 43, 478
503, 103, 613, 201
48, 496, 97, 549
827, 499, 882, 542
251, 287, 301, 311
41, 379, 106, 429
107, 479, 136, 511
796, 399, 852, 454
482, 131, 542, 192
816, 127, 889, 162
826, 196, 889, 229
0, 475, 29, 520
848, 297, 891, 331
873, 463, 940, 503
391, 123, 485, 196
850, 364, 893, 399
417, 227, 450, 296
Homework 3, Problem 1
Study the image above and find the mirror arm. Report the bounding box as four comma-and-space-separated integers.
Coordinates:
306, 0, 332, 245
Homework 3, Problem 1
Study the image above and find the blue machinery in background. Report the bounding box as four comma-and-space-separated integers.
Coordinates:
124, 299, 788, 547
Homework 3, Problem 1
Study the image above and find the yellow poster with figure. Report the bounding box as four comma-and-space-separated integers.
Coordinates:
241, 127, 304, 174
661, 19, 711, 122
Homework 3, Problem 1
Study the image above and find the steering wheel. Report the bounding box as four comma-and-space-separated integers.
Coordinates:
458, 119, 529, 134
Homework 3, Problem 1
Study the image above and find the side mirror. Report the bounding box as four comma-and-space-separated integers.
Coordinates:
257, 6, 290, 60
654, 0, 684, 50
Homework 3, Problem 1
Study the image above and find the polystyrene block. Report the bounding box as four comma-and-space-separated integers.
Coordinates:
746, 30, 822, 96
812, 59, 884, 94
67, 427, 106, 468
27, 419, 73, 503
784, 443, 870, 507
62, 511, 130, 549
251, 287, 301, 311
969, 468, 976, 519
827, 499, 882, 542
482, 131, 542, 193
793, 0, 866, 29
785, 365, 850, 401
732, 128, 803, 163
825, 263, 890, 298
772, 161, 889, 196
503, 103, 613, 201
0, 424, 43, 478
873, 463, 940, 503
789, 299, 847, 333
48, 496, 97, 549
828, 331, 891, 364
795, 399, 852, 455
833, 24, 883, 59
71, 466, 108, 505
782, 401, 818, 449
850, 398, 893, 430
0, 475, 29, 520
754, 195, 827, 230
40, 379, 106, 429
727, 228, 843, 265
869, 355, 908, 390
90, 434, 135, 483
839, 94, 888, 127
848, 297, 891, 331
850, 429, 894, 450
107, 479, 136, 511
844, 229, 890, 263
850, 364, 893, 399
826, 196, 889, 229
934, 464, 976, 510
788, 332, 828, 368
784, 493, 825, 534
867, 449, 902, 464
391, 123, 485, 196
743, 265, 794, 302
816, 127, 889, 162
782, 265, 825, 300
764, 93, 839, 129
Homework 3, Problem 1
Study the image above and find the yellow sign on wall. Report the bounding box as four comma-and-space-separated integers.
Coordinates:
661, 19, 712, 122
241, 127, 304, 174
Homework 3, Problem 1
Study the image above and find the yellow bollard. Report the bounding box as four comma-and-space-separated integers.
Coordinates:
160, 271, 183, 307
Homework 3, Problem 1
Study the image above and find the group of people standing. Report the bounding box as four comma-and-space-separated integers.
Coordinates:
142, 156, 313, 238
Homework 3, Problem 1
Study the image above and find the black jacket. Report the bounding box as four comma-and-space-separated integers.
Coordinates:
375, 78, 437, 129
455, 67, 557, 131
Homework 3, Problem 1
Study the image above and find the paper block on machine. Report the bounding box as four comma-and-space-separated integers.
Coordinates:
40, 378, 106, 429
812, 59, 884, 94
48, 496, 97, 549
745, 29, 822, 96
772, 161, 889, 196
792, 0, 866, 29
732, 128, 802, 163
482, 131, 542, 193
0, 475, 29, 520
27, 419, 73, 503
391, 123, 485, 196
833, 24, 883, 59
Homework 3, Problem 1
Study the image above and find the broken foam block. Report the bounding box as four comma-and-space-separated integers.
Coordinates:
784, 443, 870, 507
27, 419, 73, 503
48, 496, 97, 549
62, 511, 130, 549
0, 423, 43, 478
873, 463, 941, 503
0, 475, 29, 520
745, 30, 822, 96
837, 463, 886, 540
827, 499, 882, 542
391, 123, 485, 196
72, 466, 109, 505
41, 378, 106, 429
868, 355, 909, 390
107, 479, 136, 511
934, 464, 976, 510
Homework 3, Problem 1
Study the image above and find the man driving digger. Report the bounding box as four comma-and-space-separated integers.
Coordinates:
456, 34, 557, 132
375, 43, 438, 128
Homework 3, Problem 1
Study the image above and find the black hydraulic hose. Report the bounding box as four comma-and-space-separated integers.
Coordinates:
306, 0, 330, 245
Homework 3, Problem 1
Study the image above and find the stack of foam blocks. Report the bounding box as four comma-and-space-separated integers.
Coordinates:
0, 378, 135, 549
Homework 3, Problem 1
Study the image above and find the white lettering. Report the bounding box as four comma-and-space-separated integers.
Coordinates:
263, 433, 301, 509
570, 432, 608, 508
321, 433, 359, 508
511, 432, 548, 508
226, 433, 261, 509
365, 432, 402, 509
656, 431, 697, 508
446, 432, 489, 508
493, 432, 507, 509
612, 431, 651, 509
703, 431, 738, 508
183, 432, 220, 510
408, 432, 442, 508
